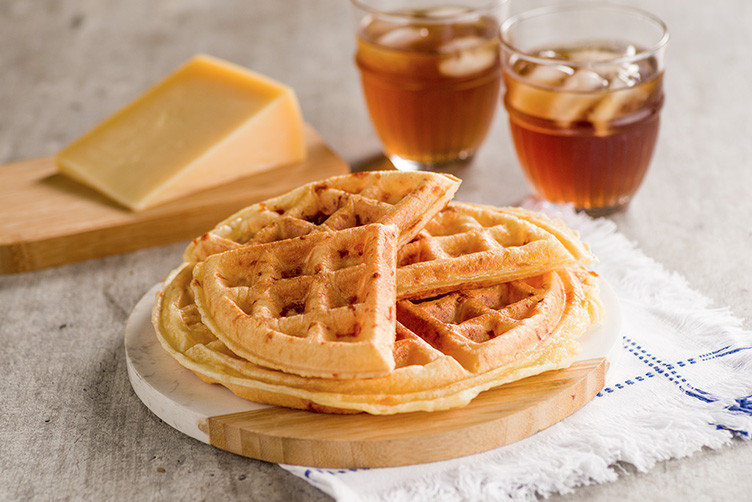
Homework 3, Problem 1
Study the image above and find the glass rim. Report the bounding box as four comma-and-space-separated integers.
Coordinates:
500, 2, 669, 68
351, 0, 505, 24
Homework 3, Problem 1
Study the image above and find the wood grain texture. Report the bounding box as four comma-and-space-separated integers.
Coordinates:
0, 126, 349, 274
207, 358, 607, 468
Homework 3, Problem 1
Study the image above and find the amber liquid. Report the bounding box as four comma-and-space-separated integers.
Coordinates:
356, 11, 501, 166
503, 46, 664, 214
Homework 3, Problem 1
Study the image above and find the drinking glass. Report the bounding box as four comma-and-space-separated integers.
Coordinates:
500, 3, 669, 215
352, 0, 506, 171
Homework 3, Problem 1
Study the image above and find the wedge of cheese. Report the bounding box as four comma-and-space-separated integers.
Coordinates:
56, 55, 306, 211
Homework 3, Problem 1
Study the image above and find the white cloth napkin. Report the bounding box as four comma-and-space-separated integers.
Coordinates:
282, 204, 752, 501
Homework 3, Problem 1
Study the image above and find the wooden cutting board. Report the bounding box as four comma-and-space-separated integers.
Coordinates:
206, 358, 607, 468
0, 126, 349, 274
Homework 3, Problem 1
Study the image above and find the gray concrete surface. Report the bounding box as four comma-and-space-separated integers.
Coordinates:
1, 0, 751, 500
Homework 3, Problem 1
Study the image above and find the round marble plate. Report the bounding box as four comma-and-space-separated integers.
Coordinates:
125, 278, 622, 466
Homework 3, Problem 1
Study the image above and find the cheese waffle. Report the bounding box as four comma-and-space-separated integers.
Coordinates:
153, 261, 602, 414
397, 202, 594, 299
151, 171, 604, 414
191, 223, 398, 379
184, 170, 460, 262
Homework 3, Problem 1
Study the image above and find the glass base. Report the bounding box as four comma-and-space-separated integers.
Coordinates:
387, 151, 475, 172
580, 203, 630, 218
522, 193, 631, 218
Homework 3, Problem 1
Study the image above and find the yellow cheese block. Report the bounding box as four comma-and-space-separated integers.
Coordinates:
56, 55, 306, 211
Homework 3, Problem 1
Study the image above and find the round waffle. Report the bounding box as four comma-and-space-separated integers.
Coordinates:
152, 171, 603, 414
153, 261, 601, 414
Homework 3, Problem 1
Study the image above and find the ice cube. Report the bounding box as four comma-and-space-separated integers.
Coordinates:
567, 44, 635, 64
377, 26, 429, 49
440, 35, 485, 53
523, 63, 574, 87
424, 6, 472, 18
619, 62, 642, 83
567, 48, 620, 64
589, 86, 649, 134
609, 71, 635, 90
438, 37, 496, 77
597, 61, 642, 89
548, 93, 602, 125
505, 78, 555, 120
562, 69, 609, 92
542, 70, 607, 124
538, 49, 565, 60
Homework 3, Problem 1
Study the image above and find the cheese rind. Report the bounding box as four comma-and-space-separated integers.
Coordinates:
56, 55, 307, 211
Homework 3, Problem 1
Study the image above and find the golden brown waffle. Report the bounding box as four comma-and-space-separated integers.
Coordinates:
153, 260, 602, 414
191, 223, 398, 379
184, 171, 460, 262
396, 202, 595, 299
151, 171, 604, 414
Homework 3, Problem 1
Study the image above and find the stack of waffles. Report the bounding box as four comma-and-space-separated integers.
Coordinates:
152, 171, 603, 414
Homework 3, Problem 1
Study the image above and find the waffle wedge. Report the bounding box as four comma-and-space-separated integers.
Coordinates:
396, 202, 595, 299
184, 170, 460, 262
397, 267, 601, 374
191, 223, 398, 379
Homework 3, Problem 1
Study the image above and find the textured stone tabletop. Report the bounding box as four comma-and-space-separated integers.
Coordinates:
2, 0, 750, 500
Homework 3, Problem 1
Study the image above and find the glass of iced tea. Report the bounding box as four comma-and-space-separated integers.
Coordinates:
352, 0, 506, 171
500, 3, 669, 216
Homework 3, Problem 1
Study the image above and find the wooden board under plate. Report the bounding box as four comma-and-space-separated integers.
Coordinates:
0, 125, 349, 274
206, 358, 607, 468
